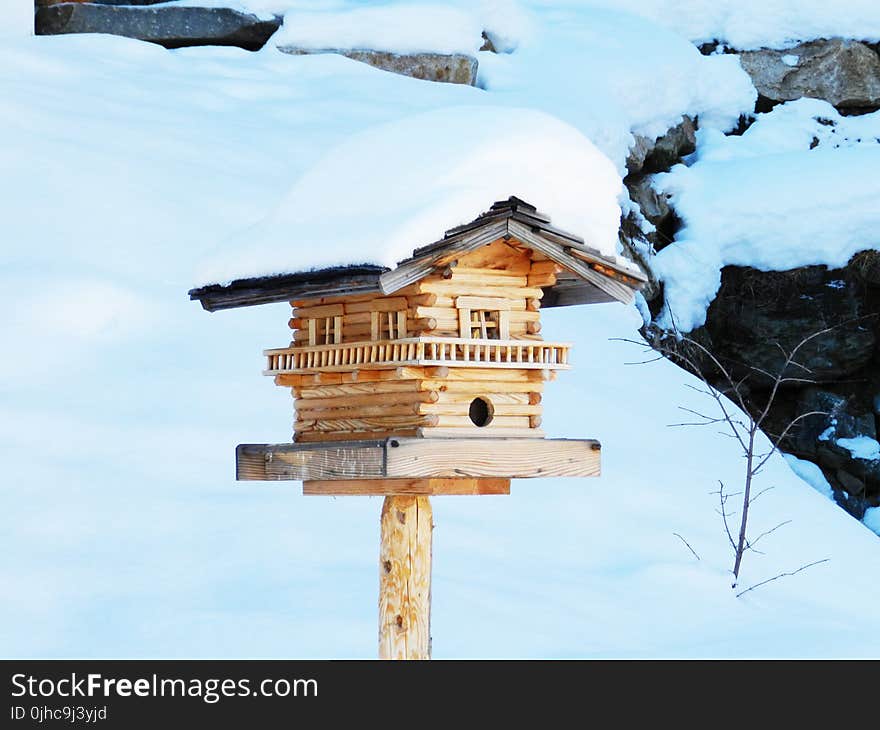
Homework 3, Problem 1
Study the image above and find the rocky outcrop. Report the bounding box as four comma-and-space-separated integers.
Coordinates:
675, 261, 880, 513
626, 116, 696, 176
740, 39, 880, 111
35, 0, 167, 6
704, 265, 876, 383
278, 47, 478, 85
35, 3, 282, 52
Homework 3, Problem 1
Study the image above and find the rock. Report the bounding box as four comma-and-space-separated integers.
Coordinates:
796, 388, 875, 443
626, 116, 696, 175
836, 468, 866, 496
739, 39, 880, 111
35, 4, 282, 52
788, 387, 880, 496
624, 175, 682, 261
850, 250, 880, 287
627, 177, 671, 228
704, 265, 876, 384
279, 47, 478, 85
618, 221, 662, 304
36, 0, 167, 6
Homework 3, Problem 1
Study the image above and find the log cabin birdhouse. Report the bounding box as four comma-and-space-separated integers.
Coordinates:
189, 197, 646, 658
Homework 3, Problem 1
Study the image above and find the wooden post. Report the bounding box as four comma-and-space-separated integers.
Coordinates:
379, 495, 433, 659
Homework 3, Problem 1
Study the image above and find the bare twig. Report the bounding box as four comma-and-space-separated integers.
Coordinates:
747, 519, 792, 548
735, 559, 830, 597
673, 533, 701, 561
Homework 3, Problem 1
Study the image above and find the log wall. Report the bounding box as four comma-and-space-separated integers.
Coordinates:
279, 239, 561, 442
280, 367, 546, 442
288, 240, 559, 344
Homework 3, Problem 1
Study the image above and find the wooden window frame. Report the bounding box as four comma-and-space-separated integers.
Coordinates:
455, 297, 511, 340
307, 316, 343, 346
370, 309, 408, 341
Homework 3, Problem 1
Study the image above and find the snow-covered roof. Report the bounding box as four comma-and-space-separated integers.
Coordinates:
189, 196, 647, 311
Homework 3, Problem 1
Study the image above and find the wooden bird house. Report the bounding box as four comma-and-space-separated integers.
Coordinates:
189, 197, 647, 658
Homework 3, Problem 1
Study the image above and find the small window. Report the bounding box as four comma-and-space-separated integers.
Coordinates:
470, 310, 500, 340
307, 316, 342, 345
371, 310, 407, 341
456, 297, 511, 340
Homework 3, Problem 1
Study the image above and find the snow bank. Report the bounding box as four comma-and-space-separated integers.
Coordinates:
475, 3, 753, 165
865, 508, 880, 537
2, 0, 34, 37
652, 99, 880, 331
836, 437, 880, 461
596, 0, 880, 49
783, 454, 835, 501
196, 107, 623, 285
273, 3, 483, 54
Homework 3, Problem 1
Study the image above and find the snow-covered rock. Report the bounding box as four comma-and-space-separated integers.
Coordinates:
278, 48, 478, 85
740, 39, 880, 111
626, 115, 696, 175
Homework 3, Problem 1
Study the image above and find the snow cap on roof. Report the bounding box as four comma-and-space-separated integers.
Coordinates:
194, 105, 625, 287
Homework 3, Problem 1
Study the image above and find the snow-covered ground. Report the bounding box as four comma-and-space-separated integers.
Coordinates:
3, 2, 880, 657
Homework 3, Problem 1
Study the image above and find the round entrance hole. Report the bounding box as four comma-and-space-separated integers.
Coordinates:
468, 397, 494, 427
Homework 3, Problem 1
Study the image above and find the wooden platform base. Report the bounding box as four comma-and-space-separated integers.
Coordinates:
237, 437, 600, 495
304, 478, 510, 496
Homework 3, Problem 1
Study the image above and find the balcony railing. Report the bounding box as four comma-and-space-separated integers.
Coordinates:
264, 337, 572, 374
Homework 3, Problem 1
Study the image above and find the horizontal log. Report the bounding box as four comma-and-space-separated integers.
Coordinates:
291, 292, 376, 308
450, 266, 529, 279
275, 365, 551, 388
435, 391, 531, 405
303, 478, 511, 496
425, 367, 543, 381
297, 402, 423, 419
406, 293, 438, 307
344, 297, 408, 314
295, 389, 438, 408
454, 296, 513, 311
297, 414, 440, 431
294, 429, 420, 443
237, 438, 600, 481
418, 403, 541, 417
416, 281, 543, 300
410, 306, 460, 321
293, 381, 425, 398
529, 261, 565, 276
447, 272, 528, 287
423, 380, 544, 393
409, 317, 437, 332
431, 415, 531, 429
528, 273, 557, 287
292, 303, 344, 318
417, 427, 545, 439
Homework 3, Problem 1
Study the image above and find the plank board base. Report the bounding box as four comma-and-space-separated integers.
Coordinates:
304, 478, 510, 496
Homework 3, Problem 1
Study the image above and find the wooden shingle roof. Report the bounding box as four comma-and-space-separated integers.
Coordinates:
189, 197, 647, 312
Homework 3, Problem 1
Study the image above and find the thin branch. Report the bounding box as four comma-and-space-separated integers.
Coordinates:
752, 410, 829, 474
735, 559, 830, 598
748, 486, 775, 505
673, 533, 701, 561
748, 519, 792, 547
713, 481, 737, 553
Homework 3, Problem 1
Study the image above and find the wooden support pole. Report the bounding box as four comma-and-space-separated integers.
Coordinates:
379, 496, 433, 660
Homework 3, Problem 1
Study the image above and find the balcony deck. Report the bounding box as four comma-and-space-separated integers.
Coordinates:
264, 337, 572, 375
